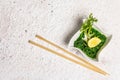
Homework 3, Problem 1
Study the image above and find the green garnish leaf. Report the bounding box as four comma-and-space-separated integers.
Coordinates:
80, 13, 98, 41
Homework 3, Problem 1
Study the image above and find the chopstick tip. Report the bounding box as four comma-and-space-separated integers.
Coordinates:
35, 34, 43, 39
28, 40, 32, 43
102, 72, 110, 76
35, 34, 38, 37
106, 73, 110, 76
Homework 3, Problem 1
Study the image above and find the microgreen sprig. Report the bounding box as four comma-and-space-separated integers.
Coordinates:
80, 13, 98, 42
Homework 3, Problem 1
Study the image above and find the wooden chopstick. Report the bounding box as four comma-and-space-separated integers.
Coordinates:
28, 40, 107, 75
35, 34, 108, 75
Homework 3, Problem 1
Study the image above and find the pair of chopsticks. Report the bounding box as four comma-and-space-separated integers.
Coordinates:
28, 34, 109, 76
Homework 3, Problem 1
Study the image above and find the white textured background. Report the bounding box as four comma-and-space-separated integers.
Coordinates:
0, 0, 120, 80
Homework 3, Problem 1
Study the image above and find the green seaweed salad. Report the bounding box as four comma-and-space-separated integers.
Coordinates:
74, 13, 107, 59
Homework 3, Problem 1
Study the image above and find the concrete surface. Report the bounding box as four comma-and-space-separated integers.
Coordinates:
0, 0, 120, 80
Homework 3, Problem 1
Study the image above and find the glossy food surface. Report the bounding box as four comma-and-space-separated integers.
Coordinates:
74, 28, 107, 59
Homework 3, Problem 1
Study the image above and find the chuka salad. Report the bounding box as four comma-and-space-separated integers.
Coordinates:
74, 13, 107, 59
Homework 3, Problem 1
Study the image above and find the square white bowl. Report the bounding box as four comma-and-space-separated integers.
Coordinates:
68, 19, 112, 61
